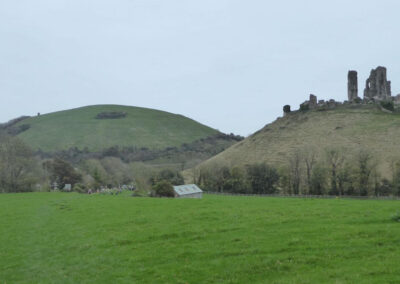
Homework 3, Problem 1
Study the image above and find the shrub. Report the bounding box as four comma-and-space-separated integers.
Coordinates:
376, 178, 393, 196
7, 124, 31, 135
95, 112, 127, 119
44, 158, 82, 189
0, 136, 38, 193
0, 116, 30, 129
299, 103, 309, 112
150, 169, 184, 186
73, 183, 87, 193
152, 180, 175, 197
310, 165, 328, 195
283, 105, 291, 113
223, 167, 250, 193
380, 100, 394, 111
246, 163, 279, 194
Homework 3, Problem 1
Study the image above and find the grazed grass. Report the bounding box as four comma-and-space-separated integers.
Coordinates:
1, 193, 400, 283
15, 105, 217, 152
199, 105, 400, 176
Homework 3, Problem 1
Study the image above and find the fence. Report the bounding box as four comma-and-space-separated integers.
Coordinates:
204, 191, 400, 201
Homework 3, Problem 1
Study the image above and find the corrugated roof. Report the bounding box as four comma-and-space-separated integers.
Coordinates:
173, 184, 203, 196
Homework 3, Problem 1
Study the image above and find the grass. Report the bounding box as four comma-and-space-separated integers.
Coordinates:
1, 193, 400, 283
200, 104, 400, 176
15, 105, 218, 152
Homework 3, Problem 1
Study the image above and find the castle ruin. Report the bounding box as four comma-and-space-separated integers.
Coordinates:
364, 66, 391, 100
285, 66, 399, 115
347, 71, 358, 101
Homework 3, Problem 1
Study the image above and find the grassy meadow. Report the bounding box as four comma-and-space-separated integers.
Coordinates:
15, 105, 217, 152
1, 193, 400, 283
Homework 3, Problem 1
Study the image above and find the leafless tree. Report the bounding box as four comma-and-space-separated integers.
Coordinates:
326, 149, 345, 195
303, 147, 317, 194
0, 136, 37, 192
356, 150, 375, 196
288, 150, 302, 195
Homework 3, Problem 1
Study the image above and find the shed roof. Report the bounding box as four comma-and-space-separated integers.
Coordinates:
173, 184, 203, 196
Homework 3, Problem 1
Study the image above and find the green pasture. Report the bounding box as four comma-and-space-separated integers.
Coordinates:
16, 105, 217, 152
1, 193, 400, 283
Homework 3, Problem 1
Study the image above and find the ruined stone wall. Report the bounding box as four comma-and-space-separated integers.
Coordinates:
309, 94, 317, 109
347, 71, 358, 101
292, 66, 395, 114
364, 66, 392, 100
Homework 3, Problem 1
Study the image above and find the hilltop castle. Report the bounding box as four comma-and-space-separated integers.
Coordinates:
288, 66, 399, 114
349, 66, 392, 102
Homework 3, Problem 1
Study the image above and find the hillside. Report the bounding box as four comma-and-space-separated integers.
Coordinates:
196, 104, 400, 175
12, 105, 219, 152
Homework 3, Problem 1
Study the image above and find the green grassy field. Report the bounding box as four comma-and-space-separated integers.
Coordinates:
1, 193, 400, 283
15, 105, 217, 152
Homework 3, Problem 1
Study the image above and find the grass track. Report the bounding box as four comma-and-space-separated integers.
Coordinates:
1, 193, 400, 283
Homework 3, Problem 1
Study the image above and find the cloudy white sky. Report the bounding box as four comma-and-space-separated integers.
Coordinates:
1, 0, 399, 135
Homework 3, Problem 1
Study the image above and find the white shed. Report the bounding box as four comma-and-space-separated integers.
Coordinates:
63, 184, 72, 191
173, 184, 203, 198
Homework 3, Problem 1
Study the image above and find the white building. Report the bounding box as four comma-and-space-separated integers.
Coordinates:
173, 184, 203, 198
63, 184, 72, 191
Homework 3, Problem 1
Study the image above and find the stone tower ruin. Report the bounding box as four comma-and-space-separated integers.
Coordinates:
364, 66, 392, 100
347, 70, 358, 101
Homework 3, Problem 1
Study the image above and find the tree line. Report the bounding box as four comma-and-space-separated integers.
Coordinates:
0, 134, 185, 193
35, 133, 243, 165
195, 148, 400, 197
2, 132, 400, 197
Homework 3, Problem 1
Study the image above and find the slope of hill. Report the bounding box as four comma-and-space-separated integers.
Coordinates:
196, 104, 400, 175
13, 105, 219, 152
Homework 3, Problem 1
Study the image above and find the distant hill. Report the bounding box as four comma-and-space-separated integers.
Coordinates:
11, 105, 219, 152
195, 104, 400, 176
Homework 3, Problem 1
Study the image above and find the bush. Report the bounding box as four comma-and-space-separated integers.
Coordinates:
73, 183, 87, 193
0, 136, 38, 193
376, 178, 393, 196
223, 167, 250, 193
198, 163, 279, 194
310, 165, 328, 195
152, 180, 175, 197
0, 116, 30, 129
299, 103, 309, 112
380, 100, 394, 111
150, 169, 184, 186
96, 112, 127, 119
246, 163, 279, 194
283, 105, 291, 113
7, 124, 31, 135
44, 158, 82, 189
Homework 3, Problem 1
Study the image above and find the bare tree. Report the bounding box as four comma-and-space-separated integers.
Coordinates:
288, 150, 302, 195
389, 156, 400, 195
0, 136, 38, 192
303, 147, 317, 194
356, 150, 375, 196
326, 149, 345, 195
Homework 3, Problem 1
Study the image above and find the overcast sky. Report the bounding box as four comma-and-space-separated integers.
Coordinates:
1, 0, 399, 135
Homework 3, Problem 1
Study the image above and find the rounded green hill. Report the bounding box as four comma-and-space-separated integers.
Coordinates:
15, 105, 218, 152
